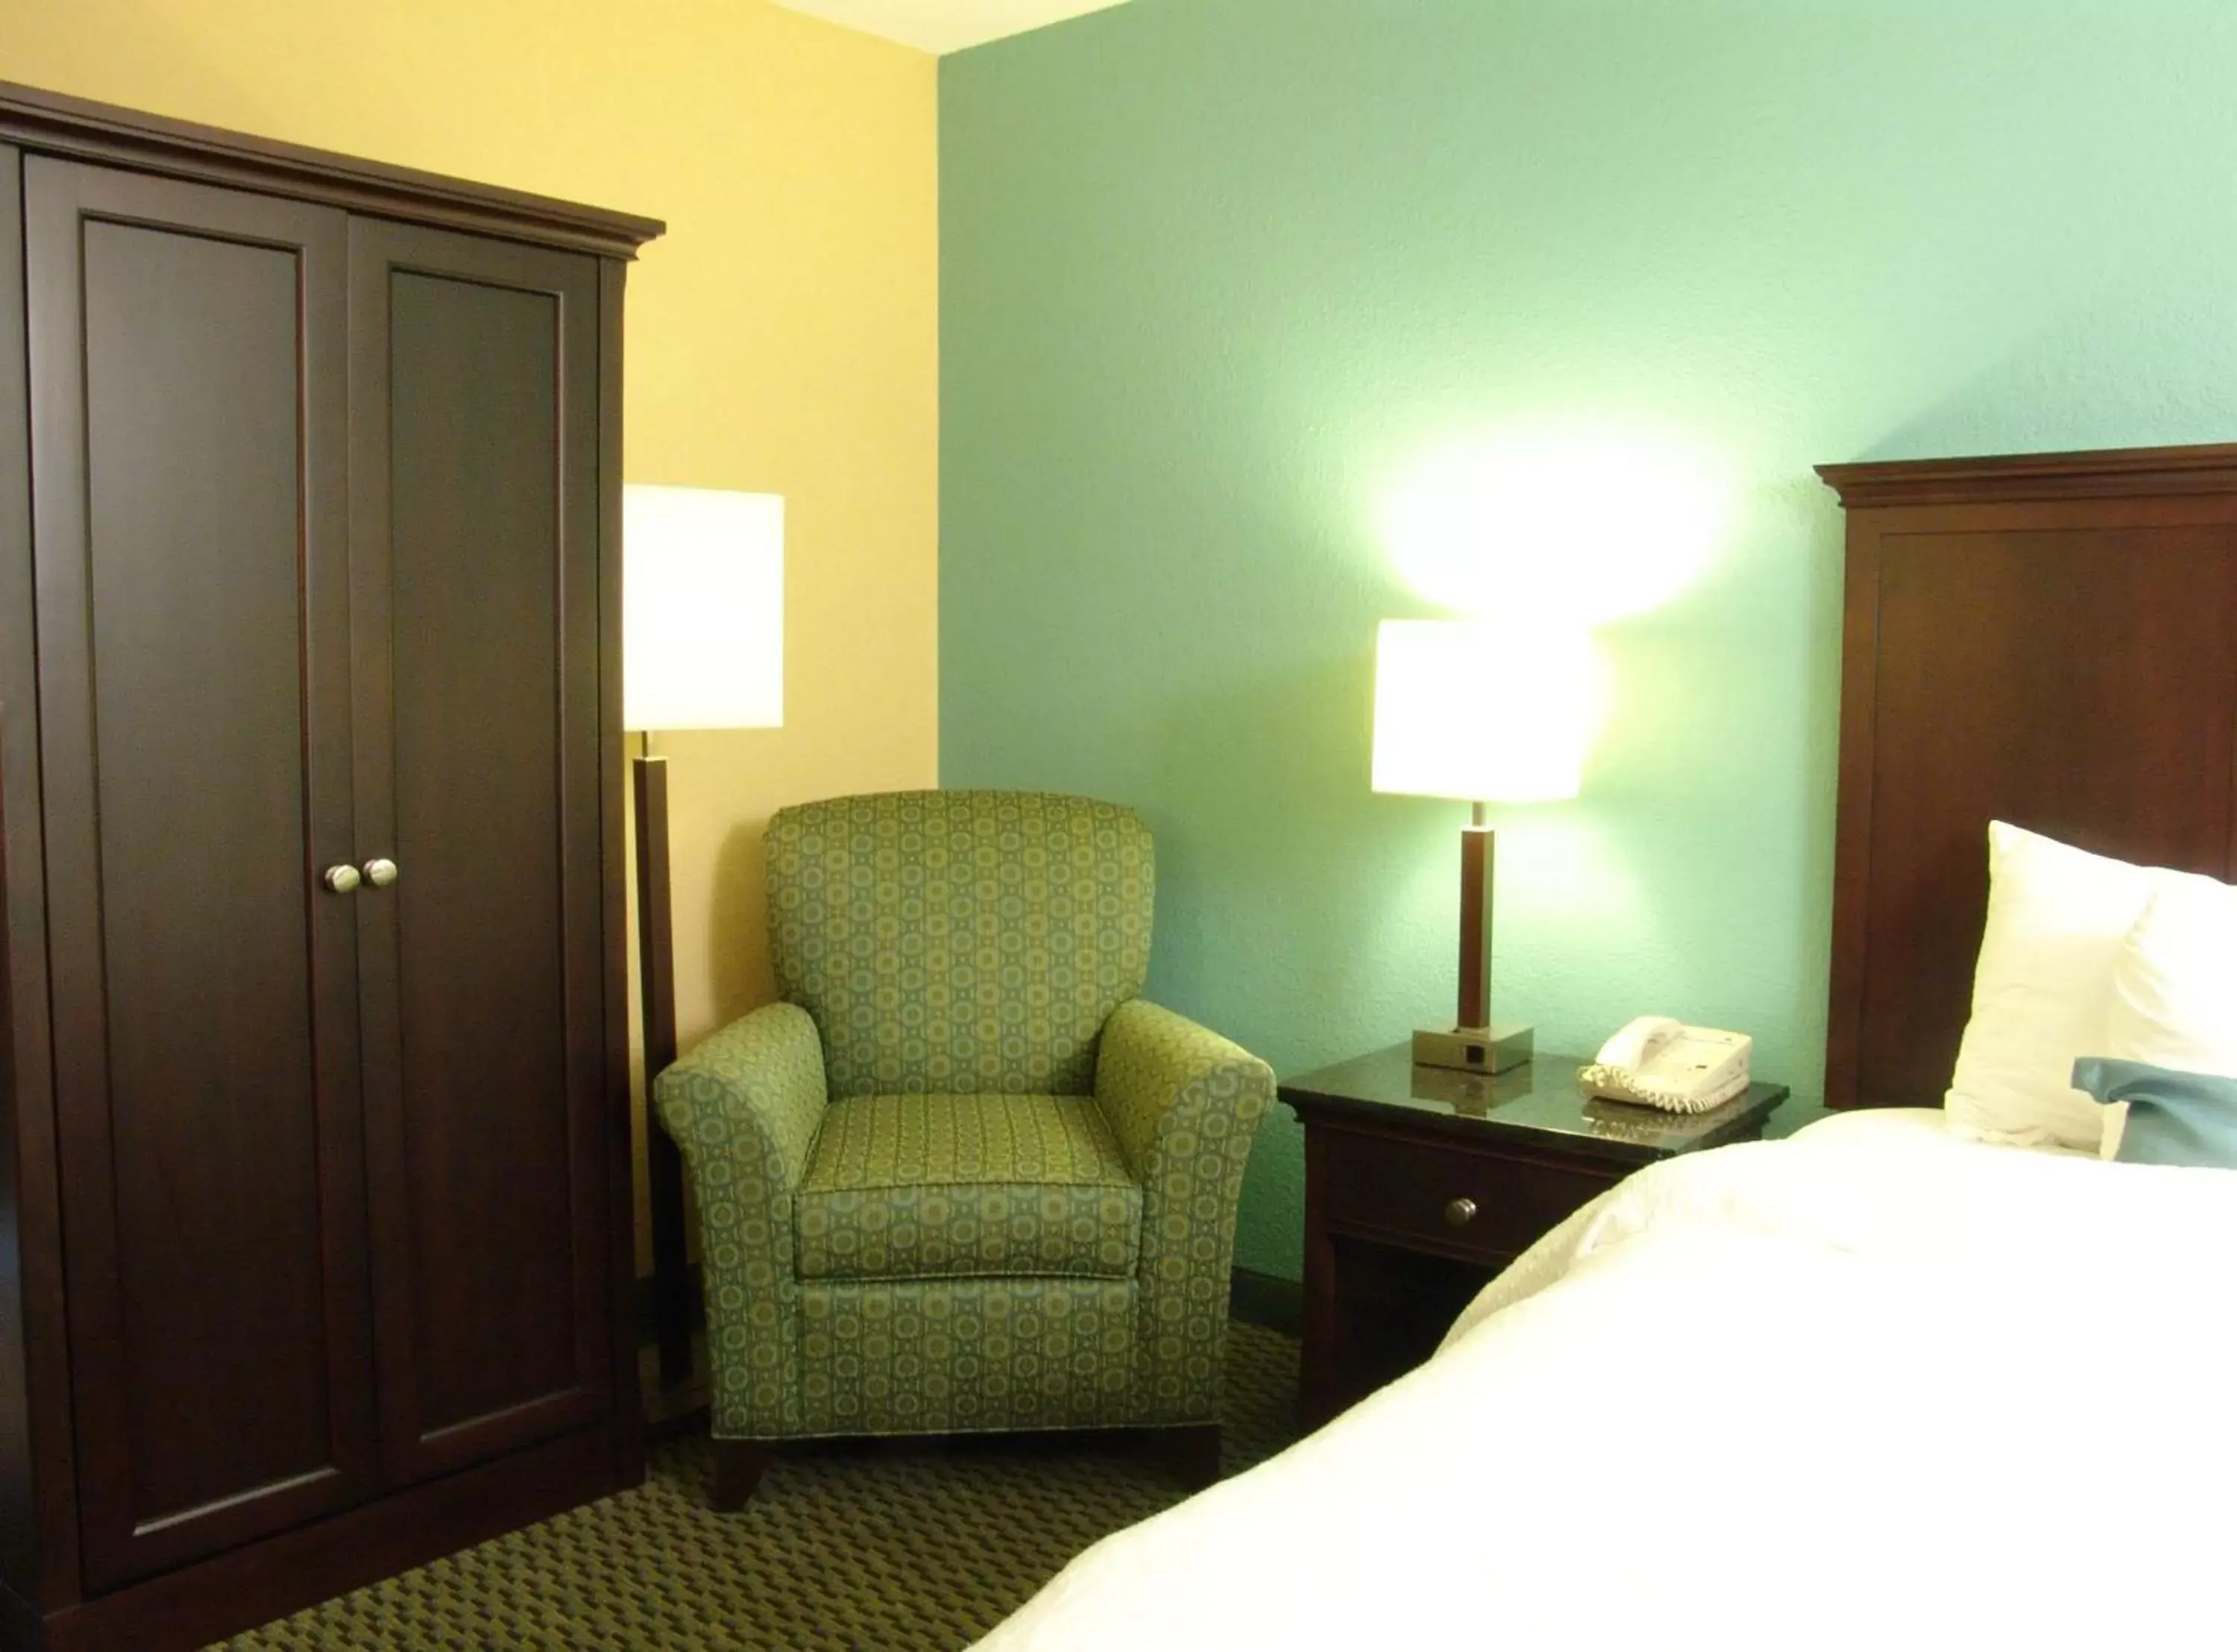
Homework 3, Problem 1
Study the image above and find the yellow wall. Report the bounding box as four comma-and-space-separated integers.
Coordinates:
1, 0, 941, 1258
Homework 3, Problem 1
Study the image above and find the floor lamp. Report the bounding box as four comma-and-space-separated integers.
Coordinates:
623, 485, 784, 1385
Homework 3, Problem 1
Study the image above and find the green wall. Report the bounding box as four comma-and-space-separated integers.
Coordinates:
939, 0, 2237, 1279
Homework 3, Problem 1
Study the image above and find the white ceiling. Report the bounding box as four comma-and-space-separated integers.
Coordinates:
771, 0, 1130, 55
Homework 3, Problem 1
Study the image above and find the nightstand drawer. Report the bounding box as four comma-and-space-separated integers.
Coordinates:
1286, 1047, 1787, 1428
1322, 1130, 1614, 1264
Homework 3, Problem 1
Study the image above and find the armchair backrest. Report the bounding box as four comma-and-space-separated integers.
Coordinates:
764, 791, 1154, 1097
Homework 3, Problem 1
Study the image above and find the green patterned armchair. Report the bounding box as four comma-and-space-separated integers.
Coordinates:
655, 790, 1274, 1508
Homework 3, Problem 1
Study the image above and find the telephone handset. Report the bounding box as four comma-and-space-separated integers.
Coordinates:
1581, 1017, 1752, 1113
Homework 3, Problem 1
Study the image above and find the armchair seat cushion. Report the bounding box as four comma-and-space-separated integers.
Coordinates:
796, 1093, 1143, 1282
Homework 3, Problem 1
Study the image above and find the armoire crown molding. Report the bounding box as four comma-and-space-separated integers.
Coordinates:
0, 79, 664, 259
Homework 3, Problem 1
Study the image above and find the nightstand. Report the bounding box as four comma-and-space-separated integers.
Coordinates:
1284, 1044, 1787, 1428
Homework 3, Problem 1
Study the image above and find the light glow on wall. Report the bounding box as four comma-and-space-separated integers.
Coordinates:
1381, 424, 1731, 625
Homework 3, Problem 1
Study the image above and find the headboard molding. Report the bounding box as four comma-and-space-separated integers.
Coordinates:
1816, 441, 2237, 1109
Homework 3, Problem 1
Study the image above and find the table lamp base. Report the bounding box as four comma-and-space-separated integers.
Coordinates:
1413, 1021, 1534, 1076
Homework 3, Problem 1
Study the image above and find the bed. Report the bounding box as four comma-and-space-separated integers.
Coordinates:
974, 442, 2237, 1651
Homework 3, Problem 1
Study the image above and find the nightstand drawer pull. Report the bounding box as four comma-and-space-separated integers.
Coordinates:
1443, 1196, 1478, 1229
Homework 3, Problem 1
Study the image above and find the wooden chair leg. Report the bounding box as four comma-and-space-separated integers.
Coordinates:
1160, 1424, 1222, 1492
712, 1440, 775, 1511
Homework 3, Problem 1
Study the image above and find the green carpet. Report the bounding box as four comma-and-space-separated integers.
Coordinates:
222, 1324, 1301, 1651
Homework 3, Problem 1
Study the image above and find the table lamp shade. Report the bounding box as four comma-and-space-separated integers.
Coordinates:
1371, 620, 1595, 804
623, 485, 784, 731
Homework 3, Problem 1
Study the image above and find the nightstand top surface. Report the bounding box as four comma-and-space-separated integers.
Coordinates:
1280, 1044, 1788, 1161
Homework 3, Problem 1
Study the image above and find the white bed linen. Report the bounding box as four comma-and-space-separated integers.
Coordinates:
976, 1115, 2237, 1652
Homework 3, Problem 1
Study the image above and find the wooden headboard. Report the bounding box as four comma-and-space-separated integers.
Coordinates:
1816, 443, 2237, 1110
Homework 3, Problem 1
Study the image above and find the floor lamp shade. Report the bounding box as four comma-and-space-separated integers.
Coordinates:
623, 484, 784, 1384
623, 485, 784, 733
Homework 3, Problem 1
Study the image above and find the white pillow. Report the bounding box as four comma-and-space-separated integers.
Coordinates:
1945, 823, 2153, 1150
2098, 872, 2237, 1158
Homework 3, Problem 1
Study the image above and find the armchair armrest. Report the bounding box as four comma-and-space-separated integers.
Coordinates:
1095, 999, 1272, 1180
652, 1001, 828, 1440
653, 1001, 828, 1189
1094, 999, 1274, 1424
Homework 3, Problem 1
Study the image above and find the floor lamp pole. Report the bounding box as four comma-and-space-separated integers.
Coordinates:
634, 738, 693, 1384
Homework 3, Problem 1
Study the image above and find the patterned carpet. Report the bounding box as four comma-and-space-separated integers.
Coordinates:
223, 1324, 1301, 1651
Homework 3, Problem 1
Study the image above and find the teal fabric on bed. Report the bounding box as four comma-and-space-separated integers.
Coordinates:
2071, 1057, 2237, 1169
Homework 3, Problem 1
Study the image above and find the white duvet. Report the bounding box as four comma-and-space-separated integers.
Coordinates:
977, 1112, 2237, 1652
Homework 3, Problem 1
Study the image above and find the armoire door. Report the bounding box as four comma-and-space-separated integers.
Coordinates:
347, 220, 614, 1484
22, 160, 378, 1589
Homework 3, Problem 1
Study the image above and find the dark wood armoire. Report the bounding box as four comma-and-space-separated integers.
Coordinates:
0, 83, 662, 1650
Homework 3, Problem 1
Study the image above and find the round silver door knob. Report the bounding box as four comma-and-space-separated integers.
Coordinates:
322, 864, 362, 895
362, 857, 399, 889
1443, 1196, 1478, 1229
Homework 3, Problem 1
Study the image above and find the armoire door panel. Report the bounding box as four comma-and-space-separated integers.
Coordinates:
23, 160, 377, 1590
349, 221, 611, 1484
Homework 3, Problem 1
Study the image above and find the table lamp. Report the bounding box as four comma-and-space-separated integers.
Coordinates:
1371, 620, 1596, 1075
624, 484, 784, 1383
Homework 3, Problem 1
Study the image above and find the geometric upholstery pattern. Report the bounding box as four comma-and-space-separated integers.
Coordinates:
655, 790, 1274, 1448
764, 791, 1153, 1099
797, 1093, 1142, 1281
796, 1278, 1140, 1435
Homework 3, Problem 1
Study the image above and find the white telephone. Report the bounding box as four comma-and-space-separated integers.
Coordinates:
1581, 1017, 1752, 1113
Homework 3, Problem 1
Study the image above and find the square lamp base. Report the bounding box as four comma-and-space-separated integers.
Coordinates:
1412, 1021, 1534, 1076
